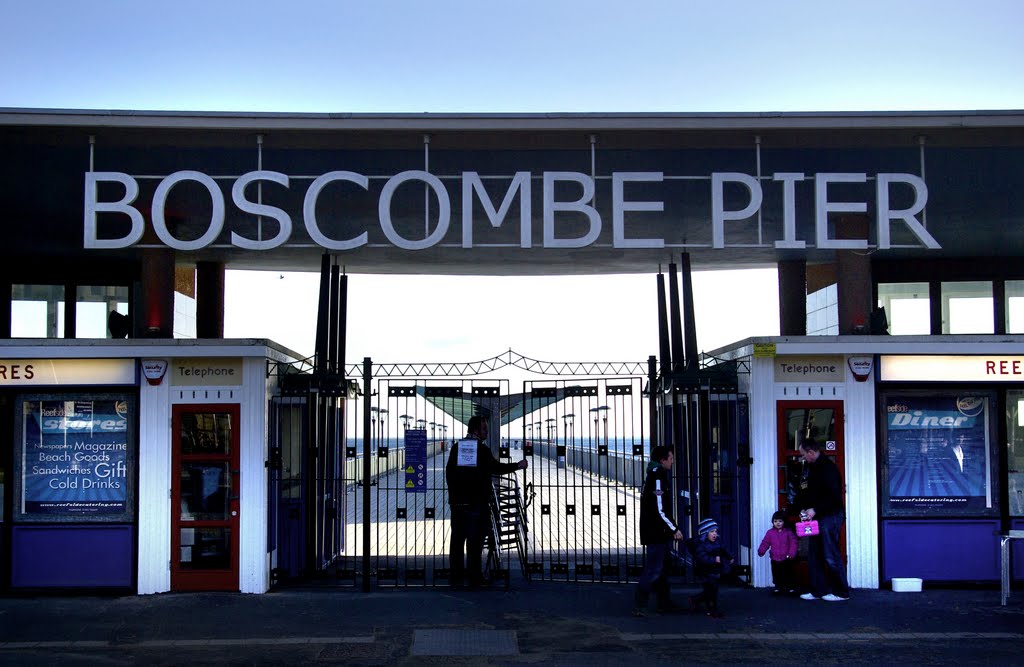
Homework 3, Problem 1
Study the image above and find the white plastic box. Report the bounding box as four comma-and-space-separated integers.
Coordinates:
891, 577, 923, 592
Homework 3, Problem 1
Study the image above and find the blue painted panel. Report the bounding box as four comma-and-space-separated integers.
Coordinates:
883, 520, 1000, 581
12, 525, 133, 588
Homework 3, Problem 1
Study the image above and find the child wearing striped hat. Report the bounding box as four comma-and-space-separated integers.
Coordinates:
689, 518, 734, 618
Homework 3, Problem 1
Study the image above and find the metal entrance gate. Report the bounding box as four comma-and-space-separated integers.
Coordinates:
350, 376, 520, 588
268, 351, 749, 589
516, 376, 649, 582
268, 351, 662, 588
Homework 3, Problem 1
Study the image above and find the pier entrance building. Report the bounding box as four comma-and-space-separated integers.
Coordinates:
2, 108, 1022, 594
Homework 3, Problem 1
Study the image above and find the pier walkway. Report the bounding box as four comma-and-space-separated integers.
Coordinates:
338, 446, 644, 584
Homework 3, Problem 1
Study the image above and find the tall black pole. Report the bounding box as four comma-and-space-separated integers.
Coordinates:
337, 273, 348, 380
667, 263, 685, 460
647, 355, 658, 452
314, 253, 331, 372
680, 253, 699, 373
361, 357, 373, 592
335, 273, 349, 560
697, 380, 712, 524
656, 271, 672, 379
304, 378, 320, 578
328, 264, 340, 372
667, 263, 685, 375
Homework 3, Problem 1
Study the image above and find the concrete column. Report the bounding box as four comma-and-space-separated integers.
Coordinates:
777, 260, 807, 335
196, 261, 225, 338
138, 248, 175, 337
836, 215, 872, 334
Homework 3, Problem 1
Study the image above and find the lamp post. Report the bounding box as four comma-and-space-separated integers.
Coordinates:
595, 405, 610, 452
526, 423, 533, 442
545, 417, 561, 468
564, 413, 575, 446
370, 406, 379, 445
379, 408, 388, 448
399, 414, 412, 431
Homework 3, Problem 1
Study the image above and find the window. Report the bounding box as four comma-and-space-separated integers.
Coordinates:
10, 284, 130, 338
807, 283, 838, 335
881, 392, 999, 517
76, 286, 130, 338
877, 282, 930, 335
941, 281, 993, 334
1007, 280, 1024, 334
11, 284, 65, 338
1009, 390, 1024, 517
13, 393, 136, 522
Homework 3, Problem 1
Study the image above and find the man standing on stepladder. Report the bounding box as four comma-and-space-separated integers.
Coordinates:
445, 414, 528, 589
633, 445, 684, 615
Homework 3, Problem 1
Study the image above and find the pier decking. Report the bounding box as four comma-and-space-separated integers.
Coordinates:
338, 447, 646, 583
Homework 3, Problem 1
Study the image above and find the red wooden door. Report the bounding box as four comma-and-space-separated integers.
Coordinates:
171, 404, 240, 591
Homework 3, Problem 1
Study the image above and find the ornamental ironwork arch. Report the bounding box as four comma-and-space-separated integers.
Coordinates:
347, 349, 650, 379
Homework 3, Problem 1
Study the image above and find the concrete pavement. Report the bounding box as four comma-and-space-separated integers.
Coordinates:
1, 581, 1022, 665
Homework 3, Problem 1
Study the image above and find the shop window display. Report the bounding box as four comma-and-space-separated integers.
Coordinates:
13, 394, 135, 522
1008, 390, 1024, 517
881, 392, 999, 516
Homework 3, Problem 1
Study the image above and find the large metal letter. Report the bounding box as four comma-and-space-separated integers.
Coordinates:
231, 170, 293, 250
773, 173, 806, 249
542, 172, 601, 248
303, 171, 370, 250
612, 172, 664, 249
814, 173, 868, 249
83, 172, 145, 249
152, 170, 225, 251
379, 170, 450, 250
876, 173, 938, 249
711, 173, 762, 248
461, 171, 532, 248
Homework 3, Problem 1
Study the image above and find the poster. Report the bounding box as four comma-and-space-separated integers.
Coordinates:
403, 428, 427, 493
884, 394, 994, 514
456, 439, 479, 466
20, 397, 131, 517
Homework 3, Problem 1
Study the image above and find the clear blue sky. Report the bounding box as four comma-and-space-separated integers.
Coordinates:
4, 1, 1022, 361
3, 1, 1022, 113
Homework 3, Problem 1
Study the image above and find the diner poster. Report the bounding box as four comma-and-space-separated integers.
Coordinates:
884, 393, 994, 514
18, 396, 132, 519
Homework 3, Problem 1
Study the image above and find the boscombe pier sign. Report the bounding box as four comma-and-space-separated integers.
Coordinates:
84, 168, 939, 252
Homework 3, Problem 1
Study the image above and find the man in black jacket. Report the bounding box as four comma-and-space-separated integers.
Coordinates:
445, 415, 528, 589
797, 437, 851, 601
633, 445, 683, 616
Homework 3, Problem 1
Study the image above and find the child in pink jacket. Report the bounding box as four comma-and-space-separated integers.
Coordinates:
757, 510, 798, 594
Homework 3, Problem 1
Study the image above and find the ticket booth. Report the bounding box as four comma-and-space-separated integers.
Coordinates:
1, 341, 303, 595
715, 338, 1024, 591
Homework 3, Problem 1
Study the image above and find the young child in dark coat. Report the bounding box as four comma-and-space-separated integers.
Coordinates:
757, 510, 798, 594
689, 518, 733, 618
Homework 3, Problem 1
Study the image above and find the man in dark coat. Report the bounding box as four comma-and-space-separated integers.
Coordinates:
633, 445, 683, 616
797, 437, 851, 601
445, 415, 527, 589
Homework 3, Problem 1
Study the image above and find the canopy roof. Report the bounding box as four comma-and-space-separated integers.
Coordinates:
3, 108, 1023, 276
